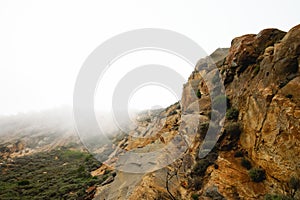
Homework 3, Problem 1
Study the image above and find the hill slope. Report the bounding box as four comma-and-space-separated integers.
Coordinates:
94, 24, 300, 200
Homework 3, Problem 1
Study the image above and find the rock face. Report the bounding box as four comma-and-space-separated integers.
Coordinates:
223, 25, 300, 198
196, 24, 300, 199
93, 25, 300, 200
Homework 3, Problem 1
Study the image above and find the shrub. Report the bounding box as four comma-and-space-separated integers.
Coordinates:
264, 194, 294, 200
226, 108, 239, 120
169, 110, 177, 116
192, 193, 200, 200
212, 95, 230, 112
197, 89, 201, 98
193, 177, 203, 190
77, 165, 85, 173
249, 168, 266, 182
288, 176, 300, 198
0, 149, 102, 199
17, 180, 30, 186
199, 122, 209, 134
208, 110, 219, 120
62, 150, 85, 159
264, 176, 300, 199
234, 150, 243, 158
213, 95, 228, 106
285, 94, 293, 99
198, 149, 212, 159
241, 158, 252, 170
289, 176, 300, 190
193, 159, 212, 176
104, 169, 111, 175
221, 69, 225, 74
111, 171, 117, 177
225, 122, 242, 136
212, 73, 220, 84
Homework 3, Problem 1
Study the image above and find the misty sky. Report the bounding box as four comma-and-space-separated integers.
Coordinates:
0, 0, 300, 115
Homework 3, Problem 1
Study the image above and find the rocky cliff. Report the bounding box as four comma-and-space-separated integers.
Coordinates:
93, 24, 300, 200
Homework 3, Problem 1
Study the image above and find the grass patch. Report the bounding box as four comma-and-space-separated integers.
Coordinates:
192, 193, 200, 200
241, 158, 252, 170
0, 148, 103, 200
249, 168, 266, 182
234, 150, 244, 158
264, 194, 294, 200
226, 108, 239, 120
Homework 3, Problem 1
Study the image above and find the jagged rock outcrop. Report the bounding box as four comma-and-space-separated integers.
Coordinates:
93, 24, 300, 200
200, 24, 300, 199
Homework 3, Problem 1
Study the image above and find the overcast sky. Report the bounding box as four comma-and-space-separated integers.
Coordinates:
0, 0, 299, 115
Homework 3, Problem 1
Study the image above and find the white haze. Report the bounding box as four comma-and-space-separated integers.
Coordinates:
0, 0, 300, 115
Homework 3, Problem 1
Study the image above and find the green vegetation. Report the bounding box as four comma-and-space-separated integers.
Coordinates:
192, 159, 212, 176
265, 176, 300, 199
169, 110, 177, 116
264, 194, 294, 200
208, 110, 219, 120
253, 65, 260, 75
193, 177, 203, 190
0, 148, 104, 200
225, 122, 241, 136
199, 122, 209, 134
226, 108, 239, 120
249, 168, 266, 182
288, 176, 300, 198
221, 68, 225, 75
191, 193, 200, 200
212, 95, 229, 111
212, 73, 220, 84
241, 158, 252, 170
289, 176, 300, 190
17, 180, 30, 186
196, 89, 201, 98
234, 150, 244, 158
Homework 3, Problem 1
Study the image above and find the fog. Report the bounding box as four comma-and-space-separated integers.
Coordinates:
0, 106, 136, 149
0, 0, 299, 115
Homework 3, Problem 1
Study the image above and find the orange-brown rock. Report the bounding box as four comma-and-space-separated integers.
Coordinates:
93, 24, 300, 200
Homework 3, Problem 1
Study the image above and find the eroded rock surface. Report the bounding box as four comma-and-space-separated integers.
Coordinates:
93, 24, 300, 200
